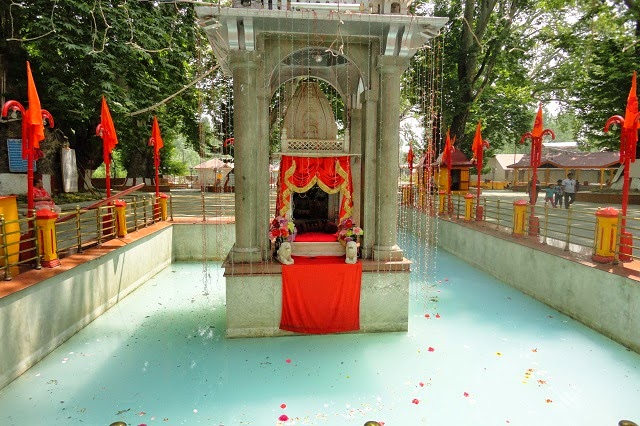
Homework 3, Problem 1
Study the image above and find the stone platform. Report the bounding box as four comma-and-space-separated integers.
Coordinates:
291, 241, 345, 257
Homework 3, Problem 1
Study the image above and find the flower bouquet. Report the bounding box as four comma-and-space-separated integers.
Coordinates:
268, 215, 297, 248
337, 217, 363, 246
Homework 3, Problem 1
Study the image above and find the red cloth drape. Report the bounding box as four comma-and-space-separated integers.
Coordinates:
275, 155, 353, 223
280, 256, 361, 334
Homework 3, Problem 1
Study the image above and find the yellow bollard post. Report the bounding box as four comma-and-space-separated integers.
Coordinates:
159, 193, 169, 221
0, 196, 21, 278
592, 207, 619, 263
114, 199, 127, 237
464, 193, 474, 221
36, 209, 61, 268
512, 199, 528, 238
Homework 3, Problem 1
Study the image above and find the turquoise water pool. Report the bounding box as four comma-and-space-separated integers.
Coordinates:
0, 234, 638, 425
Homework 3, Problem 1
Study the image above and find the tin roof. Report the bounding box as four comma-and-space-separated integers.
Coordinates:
194, 158, 234, 169
421, 147, 474, 168
507, 151, 620, 169
492, 154, 524, 169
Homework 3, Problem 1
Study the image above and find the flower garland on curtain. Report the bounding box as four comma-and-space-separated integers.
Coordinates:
275, 155, 354, 223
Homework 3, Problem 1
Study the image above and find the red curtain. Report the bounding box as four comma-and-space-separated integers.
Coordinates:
275, 155, 353, 223
280, 256, 361, 334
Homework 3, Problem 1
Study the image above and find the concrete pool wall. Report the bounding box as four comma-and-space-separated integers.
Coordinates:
403, 210, 640, 354
2, 217, 639, 391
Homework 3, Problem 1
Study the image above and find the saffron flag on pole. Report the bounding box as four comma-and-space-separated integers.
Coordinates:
472, 121, 484, 165
100, 96, 119, 165
443, 129, 454, 165
151, 116, 164, 167
624, 71, 638, 161
531, 104, 543, 138
24, 61, 45, 159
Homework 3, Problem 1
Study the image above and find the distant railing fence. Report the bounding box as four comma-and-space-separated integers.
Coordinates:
399, 185, 639, 265
2, 187, 636, 280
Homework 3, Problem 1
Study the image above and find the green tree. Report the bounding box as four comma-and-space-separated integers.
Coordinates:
3, 0, 204, 184
532, 0, 639, 150
405, 0, 539, 159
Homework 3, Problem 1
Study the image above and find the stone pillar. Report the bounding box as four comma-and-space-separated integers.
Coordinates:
361, 89, 378, 259
349, 106, 363, 229
257, 83, 271, 260
229, 50, 262, 263
373, 55, 409, 261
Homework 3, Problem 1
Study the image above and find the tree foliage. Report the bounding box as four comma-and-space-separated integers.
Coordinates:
3, 0, 639, 183
2, 0, 204, 181
534, 0, 640, 150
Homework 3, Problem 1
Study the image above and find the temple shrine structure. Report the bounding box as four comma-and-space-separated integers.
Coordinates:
195, 0, 447, 337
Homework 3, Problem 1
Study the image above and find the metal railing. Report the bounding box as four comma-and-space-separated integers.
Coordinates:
0, 213, 41, 280
2, 184, 638, 281
401, 186, 640, 263
0, 193, 168, 280
0, 189, 255, 280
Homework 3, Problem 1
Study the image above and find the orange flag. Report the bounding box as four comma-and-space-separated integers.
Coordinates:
624, 72, 638, 145
443, 129, 454, 165
532, 104, 543, 138
407, 144, 414, 170
24, 61, 45, 158
100, 96, 119, 165
472, 121, 484, 160
151, 116, 164, 167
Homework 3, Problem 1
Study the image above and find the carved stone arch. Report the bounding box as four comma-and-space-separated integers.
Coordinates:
267, 46, 366, 106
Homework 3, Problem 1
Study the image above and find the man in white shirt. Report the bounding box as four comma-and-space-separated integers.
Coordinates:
561, 173, 577, 208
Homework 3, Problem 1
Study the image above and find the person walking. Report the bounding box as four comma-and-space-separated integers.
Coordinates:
554, 179, 563, 208
561, 173, 577, 208
544, 184, 557, 208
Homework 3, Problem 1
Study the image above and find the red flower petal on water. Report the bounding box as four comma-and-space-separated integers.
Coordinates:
435, 313, 441, 318
428, 347, 435, 352
280, 403, 287, 409
419, 382, 424, 387
412, 398, 420, 404
285, 358, 291, 363
279, 414, 290, 421
424, 314, 430, 319
463, 392, 469, 397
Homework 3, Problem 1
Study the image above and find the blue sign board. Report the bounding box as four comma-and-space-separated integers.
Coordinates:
7, 139, 36, 173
